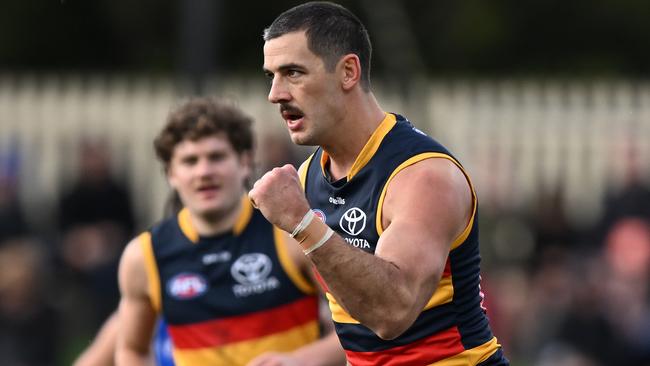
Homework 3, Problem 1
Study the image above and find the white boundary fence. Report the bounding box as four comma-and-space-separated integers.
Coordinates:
1, 75, 648, 230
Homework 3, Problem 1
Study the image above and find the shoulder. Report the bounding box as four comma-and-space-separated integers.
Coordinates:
118, 233, 151, 296
121, 233, 149, 267
383, 157, 472, 231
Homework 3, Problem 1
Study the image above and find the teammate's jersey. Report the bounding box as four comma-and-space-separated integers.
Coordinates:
139, 197, 320, 366
300, 113, 506, 365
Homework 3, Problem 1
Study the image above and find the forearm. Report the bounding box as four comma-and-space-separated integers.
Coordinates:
291, 332, 346, 366
307, 235, 421, 339
115, 348, 150, 366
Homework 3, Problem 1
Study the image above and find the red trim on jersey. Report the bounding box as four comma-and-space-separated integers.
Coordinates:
168, 296, 318, 349
344, 326, 465, 366
443, 258, 451, 277
312, 267, 330, 292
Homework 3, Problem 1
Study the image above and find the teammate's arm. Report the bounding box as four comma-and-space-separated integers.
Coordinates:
72, 312, 119, 366
115, 237, 158, 365
250, 159, 472, 340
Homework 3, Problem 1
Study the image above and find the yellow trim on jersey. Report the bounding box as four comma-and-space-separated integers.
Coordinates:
178, 196, 253, 242
327, 292, 360, 324
375, 152, 478, 250
319, 113, 397, 180
299, 153, 315, 190
329, 275, 454, 324
423, 275, 454, 310
274, 227, 316, 295
233, 195, 253, 235
178, 208, 199, 243
172, 320, 319, 366
427, 337, 501, 366
139, 232, 162, 313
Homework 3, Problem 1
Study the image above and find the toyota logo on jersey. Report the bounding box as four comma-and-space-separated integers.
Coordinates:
339, 207, 367, 236
231, 253, 272, 285
230, 253, 279, 297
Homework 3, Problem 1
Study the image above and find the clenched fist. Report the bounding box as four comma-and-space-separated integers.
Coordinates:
249, 164, 311, 233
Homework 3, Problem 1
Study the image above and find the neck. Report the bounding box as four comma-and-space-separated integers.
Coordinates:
189, 199, 243, 237
323, 91, 385, 180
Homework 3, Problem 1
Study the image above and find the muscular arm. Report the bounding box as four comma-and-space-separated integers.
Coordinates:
115, 237, 158, 366
250, 159, 472, 340
314, 159, 471, 339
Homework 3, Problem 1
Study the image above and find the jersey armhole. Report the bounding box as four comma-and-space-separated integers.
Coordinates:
375, 152, 477, 250
298, 153, 315, 191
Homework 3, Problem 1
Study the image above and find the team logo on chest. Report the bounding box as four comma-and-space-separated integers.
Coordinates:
167, 273, 208, 300
339, 207, 366, 236
230, 253, 280, 297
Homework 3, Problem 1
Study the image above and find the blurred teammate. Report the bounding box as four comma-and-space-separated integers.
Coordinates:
79, 97, 344, 366
250, 2, 508, 365
73, 316, 174, 366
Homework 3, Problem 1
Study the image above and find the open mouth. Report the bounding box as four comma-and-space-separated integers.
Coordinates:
280, 106, 305, 130
282, 110, 304, 121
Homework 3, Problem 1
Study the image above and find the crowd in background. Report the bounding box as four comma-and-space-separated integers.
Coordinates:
0, 130, 649, 366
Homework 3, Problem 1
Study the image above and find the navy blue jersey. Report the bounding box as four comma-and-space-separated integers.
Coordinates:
139, 197, 320, 366
300, 113, 507, 365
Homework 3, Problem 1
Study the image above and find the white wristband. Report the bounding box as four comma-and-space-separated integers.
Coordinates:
303, 227, 334, 255
290, 210, 315, 238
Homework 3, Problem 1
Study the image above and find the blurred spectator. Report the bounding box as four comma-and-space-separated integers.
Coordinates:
59, 138, 134, 235
530, 185, 577, 257
57, 138, 135, 328
600, 218, 650, 364
597, 143, 650, 241
0, 239, 59, 366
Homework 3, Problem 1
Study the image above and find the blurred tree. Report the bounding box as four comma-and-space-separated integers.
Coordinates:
0, 0, 648, 77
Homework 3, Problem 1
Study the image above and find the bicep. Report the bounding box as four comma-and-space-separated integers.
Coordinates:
375, 158, 472, 305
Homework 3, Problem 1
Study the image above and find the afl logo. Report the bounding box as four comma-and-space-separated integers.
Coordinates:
339, 207, 366, 236
167, 273, 207, 300
313, 209, 326, 222
231, 253, 272, 285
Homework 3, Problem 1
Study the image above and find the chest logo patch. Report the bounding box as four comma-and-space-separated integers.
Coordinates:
230, 253, 280, 297
167, 273, 208, 300
339, 207, 366, 236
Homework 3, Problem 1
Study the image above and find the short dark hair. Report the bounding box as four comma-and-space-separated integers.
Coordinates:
154, 97, 254, 169
264, 1, 372, 91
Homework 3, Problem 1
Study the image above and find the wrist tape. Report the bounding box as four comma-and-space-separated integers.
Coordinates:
291, 210, 333, 255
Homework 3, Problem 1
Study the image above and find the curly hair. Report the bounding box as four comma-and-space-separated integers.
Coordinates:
154, 97, 254, 169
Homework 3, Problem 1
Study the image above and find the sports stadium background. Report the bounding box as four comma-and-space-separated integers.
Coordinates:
1, 1, 649, 365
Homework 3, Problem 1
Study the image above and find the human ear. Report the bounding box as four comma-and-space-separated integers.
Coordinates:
340, 54, 361, 90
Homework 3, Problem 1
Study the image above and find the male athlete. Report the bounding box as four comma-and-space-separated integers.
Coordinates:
114, 97, 343, 366
250, 2, 509, 365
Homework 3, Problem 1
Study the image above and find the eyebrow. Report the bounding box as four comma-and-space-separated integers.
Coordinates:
263, 63, 306, 74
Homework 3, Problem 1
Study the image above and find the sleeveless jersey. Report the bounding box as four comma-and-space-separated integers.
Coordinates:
139, 197, 320, 366
301, 113, 505, 365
